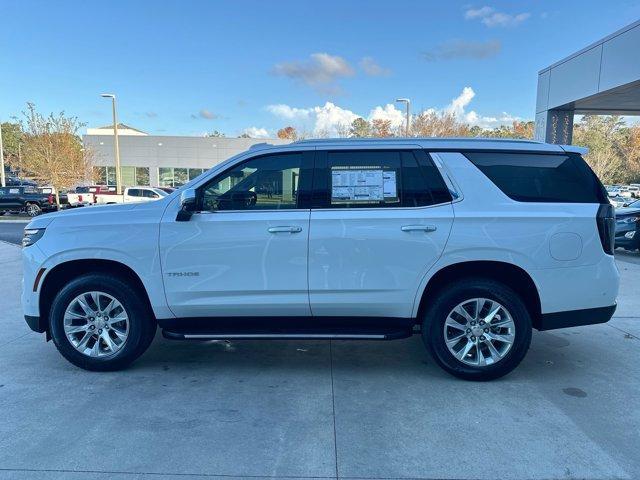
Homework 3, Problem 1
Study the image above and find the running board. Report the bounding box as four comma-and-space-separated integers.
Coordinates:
162, 328, 411, 341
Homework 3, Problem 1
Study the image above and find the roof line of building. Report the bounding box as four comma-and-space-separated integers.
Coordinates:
538, 18, 640, 74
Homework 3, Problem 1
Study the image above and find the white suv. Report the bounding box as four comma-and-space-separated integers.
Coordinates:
21, 138, 619, 380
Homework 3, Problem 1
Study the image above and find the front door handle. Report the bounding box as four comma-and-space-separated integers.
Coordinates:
401, 225, 437, 232
268, 226, 302, 234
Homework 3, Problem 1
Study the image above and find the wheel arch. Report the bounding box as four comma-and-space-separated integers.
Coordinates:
39, 259, 155, 337
416, 260, 542, 329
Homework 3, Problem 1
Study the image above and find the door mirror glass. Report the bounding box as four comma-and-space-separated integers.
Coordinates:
177, 188, 197, 221
180, 188, 197, 211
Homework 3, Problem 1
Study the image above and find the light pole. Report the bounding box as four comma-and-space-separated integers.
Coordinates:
395, 98, 411, 136
0, 119, 5, 187
101, 94, 122, 194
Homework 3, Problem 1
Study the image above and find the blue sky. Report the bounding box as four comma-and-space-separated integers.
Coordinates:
1, 0, 639, 137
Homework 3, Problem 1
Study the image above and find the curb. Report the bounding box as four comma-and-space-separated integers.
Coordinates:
0, 219, 30, 224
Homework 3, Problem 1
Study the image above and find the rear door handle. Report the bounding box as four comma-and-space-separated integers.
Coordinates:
268, 226, 302, 234
401, 225, 437, 232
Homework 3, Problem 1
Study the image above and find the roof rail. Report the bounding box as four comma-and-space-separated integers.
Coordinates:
292, 136, 545, 145
248, 142, 273, 150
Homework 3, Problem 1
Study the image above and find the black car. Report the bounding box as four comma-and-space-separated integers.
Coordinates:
614, 199, 640, 251
0, 186, 58, 217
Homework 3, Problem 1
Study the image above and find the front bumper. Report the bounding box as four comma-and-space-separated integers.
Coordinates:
537, 305, 616, 331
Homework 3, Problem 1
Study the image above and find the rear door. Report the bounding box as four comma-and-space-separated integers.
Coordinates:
308, 148, 454, 318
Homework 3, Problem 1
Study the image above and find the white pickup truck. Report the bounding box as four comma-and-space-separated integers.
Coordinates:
93, 186, 168, 205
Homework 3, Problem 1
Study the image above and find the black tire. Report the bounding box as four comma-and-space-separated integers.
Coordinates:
49, 273, 156, 371
25, 202, 42, 217
422, 278, 532, 381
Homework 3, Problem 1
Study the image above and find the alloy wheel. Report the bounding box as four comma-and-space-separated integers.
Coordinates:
26, 204, 41, 216
443, 298, 516, 367
63, 291, 130, 357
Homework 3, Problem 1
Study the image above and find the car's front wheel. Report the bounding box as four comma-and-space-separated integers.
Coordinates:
49, 274, 156, 371
422, 278, 532, 381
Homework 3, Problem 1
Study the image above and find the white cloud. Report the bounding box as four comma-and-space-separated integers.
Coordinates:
443, 87, 521, 128
265, 88, 520, 135
265, 104, 313, 120
273, 53, 354, 92
265, 102, 358, 136
359, 57, 391, 76
313, 102, 360, 135
368, 104, 405, 129
241, 126, 270, 138
465, 6, 530, 27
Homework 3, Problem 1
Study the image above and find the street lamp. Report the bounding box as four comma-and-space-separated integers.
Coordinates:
100, 93, 122, 194
395, 98, 411, 136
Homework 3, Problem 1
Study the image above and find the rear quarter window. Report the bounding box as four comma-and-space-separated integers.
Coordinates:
464, 152, 607, 203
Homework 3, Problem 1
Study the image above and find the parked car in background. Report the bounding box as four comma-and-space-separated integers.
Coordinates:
620, 185, 640, 198
615, 198, 640, 251
22, 138, 618, 381
94, 186, 168, 204
67, 186, 97, 208
610, 196, 628, 208
0, 186, 57, 216
606, 185, 622, 197
38, 186, 68, 208
5, 176, 38, 187
156, 186, 176, 194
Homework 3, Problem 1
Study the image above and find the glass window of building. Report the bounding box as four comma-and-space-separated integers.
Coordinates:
174, 168, 188, 187
136, 167, 150, 186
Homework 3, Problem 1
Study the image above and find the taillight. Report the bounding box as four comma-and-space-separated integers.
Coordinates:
48, 194, 53, 205
596, 204, 615, 255
78, 195, 83, 202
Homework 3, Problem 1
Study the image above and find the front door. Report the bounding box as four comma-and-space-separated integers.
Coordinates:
159, 150, 314, 318
308, 148, 454, 318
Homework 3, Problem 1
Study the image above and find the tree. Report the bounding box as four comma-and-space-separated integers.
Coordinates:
277, 126, 298, 140
1, 122, 24, 175
411, 110, 469, 137
371, 118, 393, 137
19, 103, 92, 205
206, 130, 225, 137
573, 115, 627, 184
349, 117, 371, 137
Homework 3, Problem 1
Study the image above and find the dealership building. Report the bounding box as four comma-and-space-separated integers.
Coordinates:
535, 19, 640, 143
83, 125, 290, 188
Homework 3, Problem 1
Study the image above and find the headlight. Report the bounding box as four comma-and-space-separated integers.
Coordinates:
622, 216, 639, 224
22, 228, 45, 247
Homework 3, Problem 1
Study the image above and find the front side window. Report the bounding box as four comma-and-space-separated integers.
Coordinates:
200, 152, 305, 211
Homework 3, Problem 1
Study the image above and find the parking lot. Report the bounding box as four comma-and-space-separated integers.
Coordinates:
0, 233, 639, 480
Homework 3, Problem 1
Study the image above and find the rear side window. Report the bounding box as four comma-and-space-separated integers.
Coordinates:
314, 150, 452, 209
464, 152, 607, 203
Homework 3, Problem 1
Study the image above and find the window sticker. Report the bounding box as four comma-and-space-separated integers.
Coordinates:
331, 167, 398, 203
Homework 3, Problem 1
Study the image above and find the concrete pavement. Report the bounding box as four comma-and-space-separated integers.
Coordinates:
0, 241, 638, 480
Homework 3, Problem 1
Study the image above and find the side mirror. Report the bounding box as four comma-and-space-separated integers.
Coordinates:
176, 188, 197, 222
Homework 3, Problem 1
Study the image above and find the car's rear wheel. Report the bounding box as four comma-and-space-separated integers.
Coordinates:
49, 274, 156, 371
25, 203, 41, 217
422, 278, 532, 381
